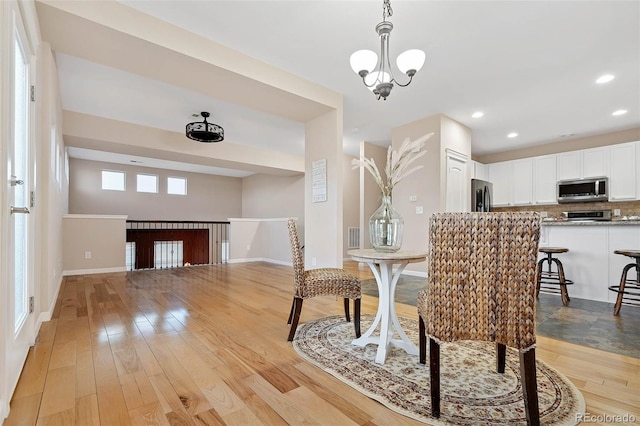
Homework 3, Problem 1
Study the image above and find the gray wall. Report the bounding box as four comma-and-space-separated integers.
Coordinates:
241, 173, 305, 221
69, 158, 363, 259
343, 154, 360, 257
69, 158, 242, 221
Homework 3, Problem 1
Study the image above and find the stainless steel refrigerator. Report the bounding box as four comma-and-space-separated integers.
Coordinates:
471, 179, 493, 212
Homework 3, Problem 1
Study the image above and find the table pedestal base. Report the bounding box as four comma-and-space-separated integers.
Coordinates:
351, 261, 419, 364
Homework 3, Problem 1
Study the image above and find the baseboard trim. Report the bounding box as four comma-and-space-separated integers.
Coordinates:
63, 266, 127, 276
35, 274, 63, 334
399, 269, 428, 278
228, 258, 292, 267
0, 398, 9, 422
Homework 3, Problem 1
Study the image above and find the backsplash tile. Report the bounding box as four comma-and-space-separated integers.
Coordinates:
492, 200, 640, 219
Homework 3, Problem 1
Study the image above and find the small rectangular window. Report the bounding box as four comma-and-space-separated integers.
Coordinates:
102, 170, 125, 191
137, 173, 158, 193
167, 176, 187, 195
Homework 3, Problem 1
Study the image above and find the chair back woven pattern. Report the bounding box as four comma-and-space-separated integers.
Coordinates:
418, 212, 540, 350
287, 219, 306, 295
287, 219, 360, 299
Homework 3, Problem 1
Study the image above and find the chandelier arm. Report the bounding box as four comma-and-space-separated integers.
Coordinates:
361, 74, 378, 88
393, 74, 414, 88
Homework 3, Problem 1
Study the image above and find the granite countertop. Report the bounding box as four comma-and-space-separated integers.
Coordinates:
542, 219, 640, 226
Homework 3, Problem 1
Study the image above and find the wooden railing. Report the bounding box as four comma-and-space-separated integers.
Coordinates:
126, 220, 230, 270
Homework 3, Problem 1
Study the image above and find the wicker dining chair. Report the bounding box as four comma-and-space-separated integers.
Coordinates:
286, 219, 361, 341
418, 212, 541, 425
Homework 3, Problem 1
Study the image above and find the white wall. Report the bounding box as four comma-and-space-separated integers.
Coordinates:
69, 158, 242, 221
36, 43, 68, 325
228, 218, 292, 265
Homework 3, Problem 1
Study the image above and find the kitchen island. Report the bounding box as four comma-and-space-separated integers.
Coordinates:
540, 220, 640, 303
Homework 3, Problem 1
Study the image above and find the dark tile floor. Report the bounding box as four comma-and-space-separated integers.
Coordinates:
362, 276, 640, 359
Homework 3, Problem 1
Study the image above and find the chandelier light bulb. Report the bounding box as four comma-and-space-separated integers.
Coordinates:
350, 50, 378, 76
396, 49, 426, 75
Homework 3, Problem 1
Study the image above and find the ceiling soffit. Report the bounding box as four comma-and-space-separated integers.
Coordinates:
63, 111, 305, 176
35, 0, 341, 122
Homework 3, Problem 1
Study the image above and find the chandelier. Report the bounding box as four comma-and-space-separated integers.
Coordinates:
185, 112, 224, 143
349, 0, 425, 100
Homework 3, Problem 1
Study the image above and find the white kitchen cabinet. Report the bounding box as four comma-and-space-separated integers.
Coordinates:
556, 151, 581, 180
609, 142, 637, 201
542, 225, 610, 302
511, 159, 533, 205
533, 155, 557, 204
557, 147, 609, 180
582, 147, 610, 178
488, 161, 512, 206
472, 161, 489, 181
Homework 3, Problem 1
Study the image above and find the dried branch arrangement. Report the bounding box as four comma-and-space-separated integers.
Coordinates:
352, 132, 433, 197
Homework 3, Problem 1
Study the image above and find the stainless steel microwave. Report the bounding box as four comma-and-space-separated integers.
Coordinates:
557, 177, 608, 203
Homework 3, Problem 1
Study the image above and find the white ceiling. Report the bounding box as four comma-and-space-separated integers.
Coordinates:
51, 0, 639, 175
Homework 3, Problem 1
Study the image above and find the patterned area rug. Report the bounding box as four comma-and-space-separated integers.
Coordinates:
293, 315, 585, 426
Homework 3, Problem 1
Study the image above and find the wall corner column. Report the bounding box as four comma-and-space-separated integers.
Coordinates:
304, 107, 343, 268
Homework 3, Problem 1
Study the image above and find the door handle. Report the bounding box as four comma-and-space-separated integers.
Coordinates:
10, 176, 24, 186
10, 206, 30, 215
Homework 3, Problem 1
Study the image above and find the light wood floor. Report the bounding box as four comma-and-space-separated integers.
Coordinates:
4, 261, 639, 425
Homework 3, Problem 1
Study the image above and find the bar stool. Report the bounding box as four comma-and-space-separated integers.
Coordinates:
609, 250, 640, 315
535, 247, 574, 306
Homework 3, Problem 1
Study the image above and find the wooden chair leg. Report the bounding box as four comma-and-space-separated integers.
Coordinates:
419, 316, 426, 364
343, 298, 351, 322
287, 298, 295, 325
519, 349, 540, 426
429, 338, 441, 418
496, 343, 506, 374
354, 298, 361, 338
553, 258, 570, 305
535, 258, 544, 298
287, 297, 303, 341
614, 264, 634, 315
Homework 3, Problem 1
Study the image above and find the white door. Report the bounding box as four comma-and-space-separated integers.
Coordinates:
1, 1, 36, 415
445, 149, 468, 212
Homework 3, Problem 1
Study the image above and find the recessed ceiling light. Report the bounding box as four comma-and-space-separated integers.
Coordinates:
560, 133, 576, 138
507, 132, 518, 138
596, 74, 615, 84
612, 109, 627, 116
472, 111, 484, 118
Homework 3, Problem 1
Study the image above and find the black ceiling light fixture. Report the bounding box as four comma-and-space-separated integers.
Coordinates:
186, 111, 224, 143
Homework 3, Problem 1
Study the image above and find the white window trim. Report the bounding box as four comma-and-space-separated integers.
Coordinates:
136, 173, 158, 193
101, 169, 126, 191
167, 176, 187, 195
